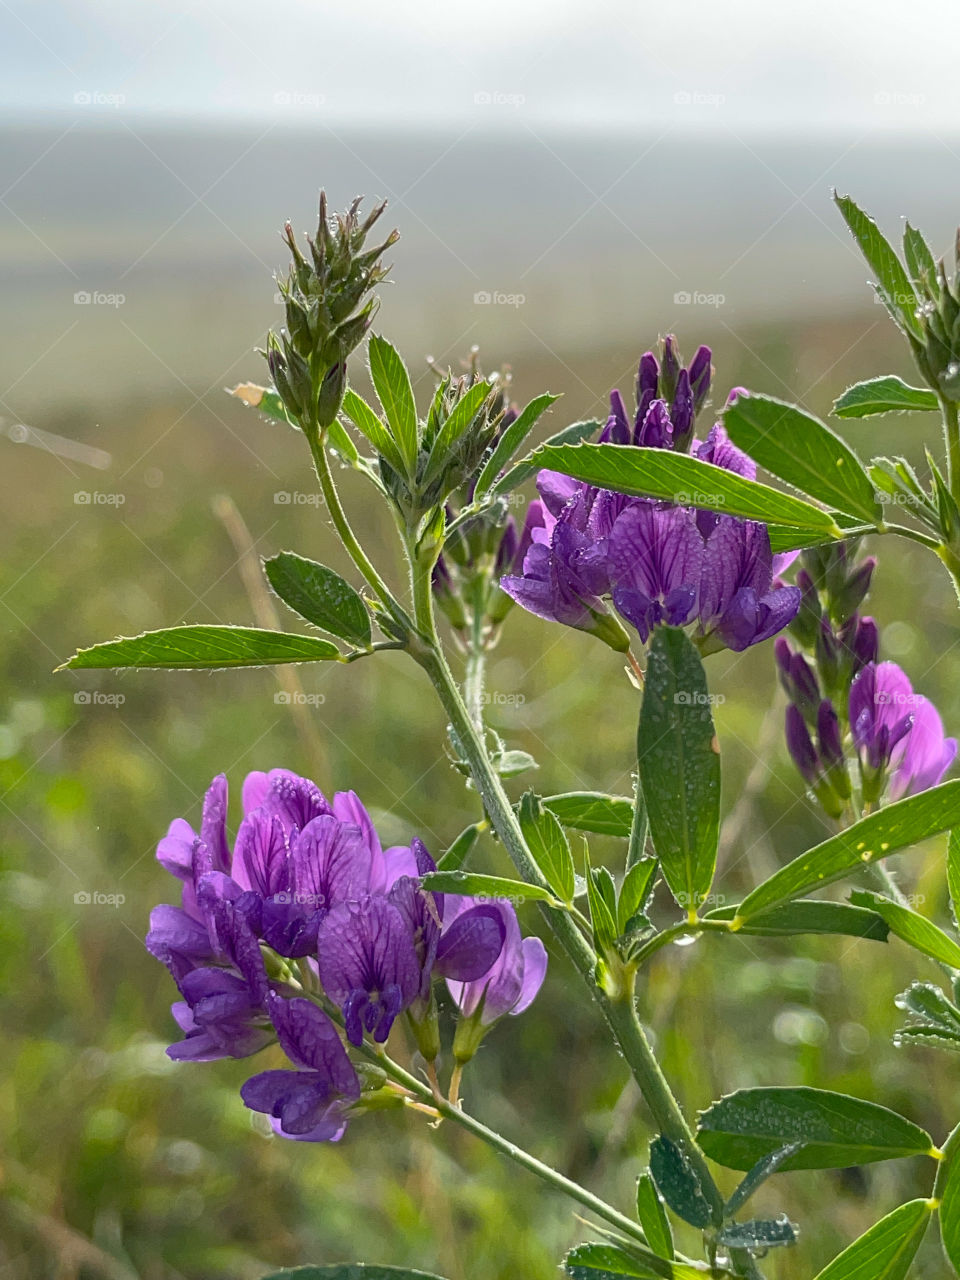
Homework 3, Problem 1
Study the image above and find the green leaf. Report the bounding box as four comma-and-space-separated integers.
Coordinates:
533, 442, 841, 534
649, 1135, 713, 1228
724, 1144, 803, 1216
736, 782, 960, 921
491, 748, 538, 778
418, 870, 559, 906
849, 890, 960, 968
228, 382, 359, 462
562, 1242, 680, 1280
895, 981, 960, 1031
264, 552, 371, 647
697, 1087, 934, 1171
618, 858, 659, 936
812, 1198, 933, 1280
259, 1269, 451, 1280
638, 628, 720, 914
435, 823, 482, 873
474, 392, 560, 499
585, 847, 619, 954
717, 1217, 796, 1249
424, 380, 493, 484
706, 900, 889, 940
542, 792, 634, 838
940, 1138, 960, 1276
895, 1025, 960, 1053
948, 829, 960, 921
904, 222, 940, 299
833, 376, 939, 419
519, 793, 576, 903
59, 625, 342, 671
834, 193, 925, 342
723, 394, 880, 522
635, 1173, 673, 1261
341, 388, 407, 475
368, 335, 419, 470
492, 419, 600, 494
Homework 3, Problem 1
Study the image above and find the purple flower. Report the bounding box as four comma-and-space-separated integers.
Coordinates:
606, 503, 702, 643
316, 894, 422, 1046
850, 662, 957, 800
446, 898, 547, 1025
697, 517, 801, 653
241, 994, 361, 1142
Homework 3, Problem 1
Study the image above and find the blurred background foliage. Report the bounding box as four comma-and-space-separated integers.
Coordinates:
3, 114, 960, 1280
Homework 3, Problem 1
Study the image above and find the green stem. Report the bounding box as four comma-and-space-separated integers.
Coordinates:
305, 428, 411, 628
943, 397, 960, 508
364, 1044, 675, 1269
626, 784, 649, 870
407, 557, 727, 1229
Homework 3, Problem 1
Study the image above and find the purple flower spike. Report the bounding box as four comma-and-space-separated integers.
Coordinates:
316, 895, 421, 1046
241, 994, 361, 1142
607, 503, 702, 643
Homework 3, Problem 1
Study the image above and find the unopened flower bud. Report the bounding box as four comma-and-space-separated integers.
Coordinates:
660, 335, 681, 401
670, 369, 695, 452
688, 344, 712, 413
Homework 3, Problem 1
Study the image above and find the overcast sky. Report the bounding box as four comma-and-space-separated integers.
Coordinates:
3, 0, 959, 132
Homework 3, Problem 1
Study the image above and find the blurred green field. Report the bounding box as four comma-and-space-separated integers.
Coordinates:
4, 300, 960, 1280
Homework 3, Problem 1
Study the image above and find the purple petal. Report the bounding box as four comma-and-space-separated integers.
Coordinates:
201, 774, 231, 874
266, 993, 361, 1097
435, 904, 506, 981
536, 469, 582, 518
511, 936, 548, 1015
291, 815, 377, 909
156, 818, 197, 879
232, 811, 289, 898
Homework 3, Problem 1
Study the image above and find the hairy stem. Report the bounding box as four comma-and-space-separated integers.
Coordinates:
943, 397, 960, 508
407, 553, 726, 1229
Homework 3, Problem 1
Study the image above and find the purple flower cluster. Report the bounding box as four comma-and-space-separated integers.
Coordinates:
147, 768, 547, 1141
499, 340, 801, 654
777, 543, 956, 810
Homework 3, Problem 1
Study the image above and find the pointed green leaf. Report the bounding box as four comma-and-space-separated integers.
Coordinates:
368, 335, 419, 469
649, 1135, 712, 1228
60, 625, 342, 671
618, 858, 659, 935
723, 394, 880, 522
706, 900, 889, 940
939, 1135, 960, 1276
424, 380, 493, 484
492, 419, 600, 494
418, 870, 559, 906
904, 222, 940, 299
563, 1242, 686, 1280
850, 890, 960, 968
519, 792, 576, 903
435, 823, 482, 873
638, 628, 720, 914
697, 1087, 933, 1171
812, 1198, 933, 1280
264, 552, 371, 647
896, 982, 960, 1031
533, 443, 841, 534
724, 1144, 803, 1216
474, 392, 560, 499
948, 829, 960, 920
542, 792, 634, 838
585, 847, 619, 953
833, 376, 939, 419
341, 388, 407, 475
896, 1025, 960, 1053
635, 1173, 673, 1261
834, 193, 925, 342
736, 782, 960, 921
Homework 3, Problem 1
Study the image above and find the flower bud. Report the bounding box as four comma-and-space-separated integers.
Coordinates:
670, 369, 695, 453
688, 344, 712, 413
851, 616, 879, 674
660, 335, 681, 401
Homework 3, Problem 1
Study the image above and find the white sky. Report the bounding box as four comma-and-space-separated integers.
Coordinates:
3, 0, 959, 131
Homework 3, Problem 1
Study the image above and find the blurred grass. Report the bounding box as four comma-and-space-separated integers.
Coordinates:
3, 313, 960, 1279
